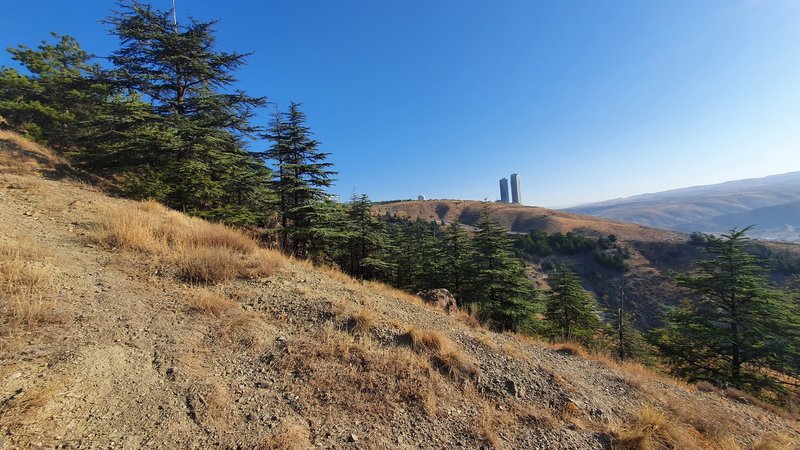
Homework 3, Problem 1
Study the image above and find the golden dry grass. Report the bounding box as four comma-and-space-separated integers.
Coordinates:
609, 406, 703, 450
0, 238, 61, 331
218, 311, 272, 349
177, 246, 243, 283
267, 421, 312, 450
473, 401, 516, 449
552, 341, 589, 358
753, 434, 795, 450
183, 287, 236, 317
452, 306, 481, 328
402, 326, 479, 380
273, 323, 443, 418
91, 201, 284, 284
0, 380, 62, 429
0, 130, 61, 175
352, 308, 376, 333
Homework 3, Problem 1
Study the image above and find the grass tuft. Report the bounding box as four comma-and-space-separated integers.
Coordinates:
268, 421, 312, 450
402, 326, 479, 380
609, 406, 702, 450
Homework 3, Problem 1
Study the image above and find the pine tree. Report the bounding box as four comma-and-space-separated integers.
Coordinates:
544, 267, 601, 344
655, 227, 800, 393
262, 103, 336, 257
471, 214, 536, 331
444, 220, 474, 300
341, 194, 387, 278
100, 1, 269, 223
608, 312, 653, 362
0, 33, 106, 150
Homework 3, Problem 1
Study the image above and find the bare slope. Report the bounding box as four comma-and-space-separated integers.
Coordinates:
377, 200, 682, 242
1, 133, 798, 449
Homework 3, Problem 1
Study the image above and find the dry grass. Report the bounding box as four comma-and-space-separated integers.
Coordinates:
218, 311, 272, 349
92, 202, 284, 284
185, 379, 233, 427
473, 401, 516, 449
723, 388, 793, 420
0, 130, 61, 175
267, 421, 312, 450
453, 306, 481, 328
177, 246, 243, 283
0, 239, 61, 331
352, 308, 376, 333
402, 326, 479, 380
183, 287, 236, 317
609, 406, 703, 450
0, 381, 62, 429
273, 323, 443, 417
552, 341, 589, 358
753, 434, 795, 450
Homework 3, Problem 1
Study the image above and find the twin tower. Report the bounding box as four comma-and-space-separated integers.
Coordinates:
499, 173, 521, 204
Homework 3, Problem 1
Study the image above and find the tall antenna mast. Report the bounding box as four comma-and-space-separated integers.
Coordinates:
171, 0, 178, 30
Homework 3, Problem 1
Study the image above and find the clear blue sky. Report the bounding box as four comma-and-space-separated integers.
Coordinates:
2, 1, 799, 207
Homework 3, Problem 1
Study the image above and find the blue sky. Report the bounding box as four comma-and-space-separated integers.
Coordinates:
2, 1, 799, 207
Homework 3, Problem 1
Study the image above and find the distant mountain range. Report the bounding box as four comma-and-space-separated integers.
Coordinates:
566, 172, 800, 242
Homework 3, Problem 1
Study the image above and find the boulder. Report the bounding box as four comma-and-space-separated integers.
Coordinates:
416, 288, 457, 312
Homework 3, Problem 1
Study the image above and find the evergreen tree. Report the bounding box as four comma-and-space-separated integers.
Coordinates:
444, 220, 474, 299
0, 33, 106, 150
608, 311, 653, 362
340, 194, 387, 278
544, 267, 601, 344
99, 1, 270, 223
262, 103, 336, 256
471, 214, 536, 331
655, 227, 800, 393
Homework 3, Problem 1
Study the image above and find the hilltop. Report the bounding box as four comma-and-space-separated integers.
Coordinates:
1, 135, 798, 449
375, 200, 800, 329
567, 172, 800, 242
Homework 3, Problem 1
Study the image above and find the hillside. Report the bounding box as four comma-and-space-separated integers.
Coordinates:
375, 200, 800, 329
2, 136, 798, 448
566, 172, 800, 242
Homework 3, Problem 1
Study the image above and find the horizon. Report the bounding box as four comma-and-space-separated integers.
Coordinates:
2, 1, 800, 207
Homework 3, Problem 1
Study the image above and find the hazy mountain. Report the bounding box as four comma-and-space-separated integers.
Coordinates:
566, 172, 800, 242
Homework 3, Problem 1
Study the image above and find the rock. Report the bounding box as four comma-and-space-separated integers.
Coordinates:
416, 288, 458, 312
505, 379, 523, 398
246, 413, 257, 422
348, 433, 358, 443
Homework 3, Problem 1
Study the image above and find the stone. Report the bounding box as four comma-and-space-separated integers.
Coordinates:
348, 433, 358, 443
505, 379, 523, 398
416, 288, 458, 312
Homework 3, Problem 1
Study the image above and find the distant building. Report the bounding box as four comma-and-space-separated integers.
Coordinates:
499, 178, 510, 203
417, 195, 426, 201
510, 173, 521, 204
